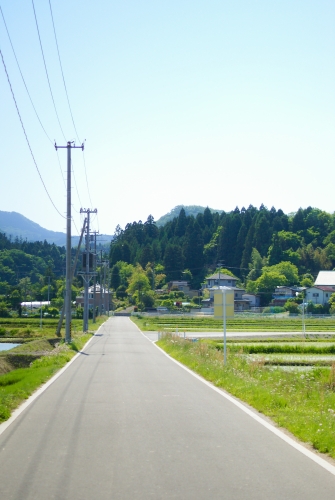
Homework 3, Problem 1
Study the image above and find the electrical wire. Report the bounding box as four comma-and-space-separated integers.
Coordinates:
56, 150, 66, 187
71, 160, 83, 207
1, 5, 67, 189
31, 0, 67, 142
49, 0, 96, 216
48, 0, 81, 144
96, 213, 101, 234
0, 5, 54, 145
72, 217, 80, 236
48, 0, 95, 215
82, 149, 93, 208
1, 48, 66, 219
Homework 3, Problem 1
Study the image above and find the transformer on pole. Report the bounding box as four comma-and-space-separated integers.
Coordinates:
79, 208, 97, 332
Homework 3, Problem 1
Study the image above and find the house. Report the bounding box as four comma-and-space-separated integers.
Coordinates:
168, 280, 190, 293
242, 293, 261, 309
202, 272, 250, 310
167, 281, 199, 298
202, 273, 238, 289
272, 286, 305, 306
303, 271, 335, 306
204, 285, 250, 311
76, 283, 112, 312
315, 271, 335, 286
232, 288, 252, 311
305, 286, 335, 306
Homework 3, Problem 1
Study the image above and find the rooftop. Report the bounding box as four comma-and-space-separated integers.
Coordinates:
315, 271, 335, 286
206, 273, 238, 281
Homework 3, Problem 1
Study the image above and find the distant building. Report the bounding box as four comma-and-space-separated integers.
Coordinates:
76, 283, 112, 312
167, 281, 190, 293
202, 273, 238, 289
21, 301, 51, 309
305, 286, 335, 305
272, 286, 305, 306
242, 293, 261, 308
315, 271, 335, 286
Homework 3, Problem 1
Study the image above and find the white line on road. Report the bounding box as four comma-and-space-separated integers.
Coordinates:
137, 325, 335, 477
0, 326, 101, 437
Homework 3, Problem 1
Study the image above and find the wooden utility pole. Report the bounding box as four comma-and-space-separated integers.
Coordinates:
55, 141, 84, 343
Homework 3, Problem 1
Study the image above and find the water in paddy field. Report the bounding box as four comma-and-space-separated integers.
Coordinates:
0, 343, 20, 352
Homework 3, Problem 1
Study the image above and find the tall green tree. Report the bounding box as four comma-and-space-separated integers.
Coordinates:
163, 244, 184, 281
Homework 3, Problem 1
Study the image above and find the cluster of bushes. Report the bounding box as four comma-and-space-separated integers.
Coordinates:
262, 306, 285, 314
284, 298, 331, 315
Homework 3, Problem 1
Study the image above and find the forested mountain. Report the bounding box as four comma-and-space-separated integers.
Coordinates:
109, 205, 335, 295
0, 210, 114, 247
0, 230, 108, 314
0, 211, 68, 246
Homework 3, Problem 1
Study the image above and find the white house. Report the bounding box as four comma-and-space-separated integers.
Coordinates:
315, 271, 335, 286
305, 286, 335, 305
205, 284, 250, 311
202, 273, 238, 289
242, 293, 261, 308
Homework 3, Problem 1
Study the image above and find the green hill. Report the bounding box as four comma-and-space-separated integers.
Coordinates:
156, 205, 222, 226
0, 211, 113, 247
0, 211, 67, 246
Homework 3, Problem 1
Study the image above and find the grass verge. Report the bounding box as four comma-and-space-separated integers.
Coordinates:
157, 334, 335, 459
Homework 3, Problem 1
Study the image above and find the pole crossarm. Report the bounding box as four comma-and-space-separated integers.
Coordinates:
54, 141, 84, 151
80, 208, 97, 214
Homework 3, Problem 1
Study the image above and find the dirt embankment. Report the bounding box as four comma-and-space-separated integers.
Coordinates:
0, 338, 61, 374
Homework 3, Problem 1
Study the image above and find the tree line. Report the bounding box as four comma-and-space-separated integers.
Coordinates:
109, 205, 335, 304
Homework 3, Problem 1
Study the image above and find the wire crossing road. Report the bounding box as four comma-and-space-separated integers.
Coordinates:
0, 317, 334, 499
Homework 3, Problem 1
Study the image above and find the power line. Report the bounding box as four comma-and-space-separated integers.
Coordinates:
48, 0, 81, 143
0, 47, 66, 220
31, 0, 66, 141
46, 0, 94, 214
82, 149, 93, 208
0, 5, 53, 144
1, 5, 67, 189
56, 149, 66, 187
72, 160, 83, 207
72, 217, 80, 236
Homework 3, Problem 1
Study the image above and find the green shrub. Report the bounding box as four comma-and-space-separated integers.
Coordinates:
263, 306, 286, 314
284, 302, 300, 314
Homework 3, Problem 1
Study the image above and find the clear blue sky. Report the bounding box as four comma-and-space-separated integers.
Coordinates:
1, 0, 334, 236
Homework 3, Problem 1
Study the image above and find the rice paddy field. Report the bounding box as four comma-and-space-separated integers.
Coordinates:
133, 314, 335, 333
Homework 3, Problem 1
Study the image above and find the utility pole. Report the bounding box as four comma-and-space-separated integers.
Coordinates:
47, 276, 50, 304
107, 261, 110, 315
55, 141, 84, 343
99, 250, 103, 315
92, 231, 98, 323
79, 208, 97, 331
103, 258, 107, 315
56, 218, 87, 337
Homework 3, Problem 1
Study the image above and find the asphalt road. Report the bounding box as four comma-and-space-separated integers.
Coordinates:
0, 317, 334, 499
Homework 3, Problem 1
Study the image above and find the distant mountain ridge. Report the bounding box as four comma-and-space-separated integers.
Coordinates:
0, 211, 113, 247
156, 205, 223, 226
